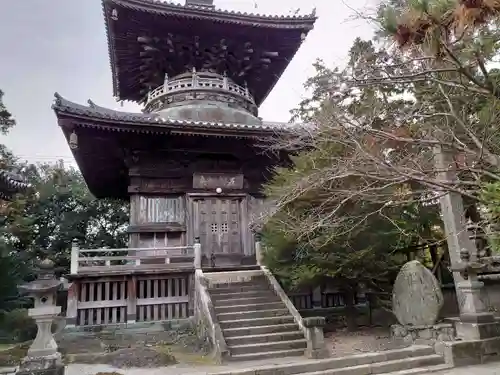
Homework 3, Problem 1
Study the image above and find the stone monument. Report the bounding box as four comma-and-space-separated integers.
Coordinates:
17, 259, 65, 375
391, 260, 454, 343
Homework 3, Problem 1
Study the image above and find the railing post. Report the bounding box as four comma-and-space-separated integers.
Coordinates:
70, 240, 79, 274
66, 282, 78, 328
303, 317, 329, 359
194, 237, 202, 269
254, 232, 263, 266
126, 275, 137, 324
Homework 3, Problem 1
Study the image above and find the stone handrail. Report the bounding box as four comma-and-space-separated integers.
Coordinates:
194, 269, 229, 363
261, 265, 328, 359
261, 266, 306, 333
146, 73, 255, 107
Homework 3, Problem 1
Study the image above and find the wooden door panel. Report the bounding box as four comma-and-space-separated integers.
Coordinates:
194, 197, 242, 257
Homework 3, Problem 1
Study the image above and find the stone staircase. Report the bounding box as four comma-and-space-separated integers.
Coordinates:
208, 275, 307, 361
209, 345, 450, 375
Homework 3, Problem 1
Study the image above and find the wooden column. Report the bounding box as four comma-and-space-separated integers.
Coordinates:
127, 276, 137, 324
188, 273, 195, 317
66, 282, 78, 328
312, 286, 322, 308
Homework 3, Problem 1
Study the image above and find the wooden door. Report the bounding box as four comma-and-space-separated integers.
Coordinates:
194, 197, 243, 256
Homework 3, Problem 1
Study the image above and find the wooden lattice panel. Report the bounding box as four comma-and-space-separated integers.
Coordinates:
77, 279, 127, 326
136, 275, 190, 322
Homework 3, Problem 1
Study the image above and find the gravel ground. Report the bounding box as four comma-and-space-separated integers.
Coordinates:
325, 327, 410, 357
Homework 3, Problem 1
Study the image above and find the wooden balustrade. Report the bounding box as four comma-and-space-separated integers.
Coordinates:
70, 241, 195, 274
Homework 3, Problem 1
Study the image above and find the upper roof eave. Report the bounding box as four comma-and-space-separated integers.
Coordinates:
103, 0, 318, 26
52, 93, 294, 135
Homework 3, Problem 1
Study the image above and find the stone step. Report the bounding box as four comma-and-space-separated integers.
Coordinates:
229, 338, 307, 356
226, 330, 304, 346
209, 279, 266, 288
209, 346, 438, 375
210, 289, 276, 300
217, 308, 289, 321
209, 286, 271, 295
209, 280, 268, 291
215, 301, 285, 314
381, 364, 452, 375
214, 295, 281, 307
220, 315, 295, 329
223, 323, 300, 337
300, 355, 444, 375
229, 348, 305, 362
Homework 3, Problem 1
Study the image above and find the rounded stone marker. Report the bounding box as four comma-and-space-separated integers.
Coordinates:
392, 260, 444, 326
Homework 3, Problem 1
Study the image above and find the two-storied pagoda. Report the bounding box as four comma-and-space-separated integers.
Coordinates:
54, 0, 316, 269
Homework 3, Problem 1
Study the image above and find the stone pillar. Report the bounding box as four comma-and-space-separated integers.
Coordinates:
194, 237, 202, 269
303, 317, 329, 359
451, 249, 498, 339
254, 232, 263, 266
434, 147, 478, 301
17, 259, 65, 375
435, 147, 498, 340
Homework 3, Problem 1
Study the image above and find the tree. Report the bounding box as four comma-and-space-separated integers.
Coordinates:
262, 0, 500, 253
260, 36, 450, 330
3, 161, 129, 273
260, 0, 500, 331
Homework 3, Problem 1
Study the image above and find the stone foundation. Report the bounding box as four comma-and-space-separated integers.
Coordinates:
17, 353, 64, 375
441, 336, 500, 366
391, 323, 455, 345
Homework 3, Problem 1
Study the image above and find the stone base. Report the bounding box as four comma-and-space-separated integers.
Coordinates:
305, 347, 330, 359
17, 353, 65, 375
391, 323, 455, 345
441, 336, 500, 367
455, 320, 500, 340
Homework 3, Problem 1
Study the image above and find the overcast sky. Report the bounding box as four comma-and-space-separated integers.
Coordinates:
0, 0, 375, 166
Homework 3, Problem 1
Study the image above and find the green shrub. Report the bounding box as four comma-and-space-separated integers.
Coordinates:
0, 309, 37, 343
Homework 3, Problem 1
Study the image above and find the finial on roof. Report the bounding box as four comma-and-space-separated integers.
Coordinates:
185, 0, 214, 9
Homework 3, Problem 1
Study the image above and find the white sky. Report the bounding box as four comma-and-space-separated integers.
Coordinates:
0, 0, 376, 166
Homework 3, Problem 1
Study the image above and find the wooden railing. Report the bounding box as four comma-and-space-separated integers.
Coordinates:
70, 239, 202, 274
146, 71, 255, 106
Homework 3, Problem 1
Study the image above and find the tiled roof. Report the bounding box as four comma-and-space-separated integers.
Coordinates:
103, 0, 317, 25
52, 93, 294, 133
102, 0, 317, 103
0, 169, 30, 200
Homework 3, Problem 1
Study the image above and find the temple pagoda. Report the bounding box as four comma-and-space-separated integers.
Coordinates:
53, 0, 316, 268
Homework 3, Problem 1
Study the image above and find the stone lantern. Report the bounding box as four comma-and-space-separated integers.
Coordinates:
17, 259, 65, 375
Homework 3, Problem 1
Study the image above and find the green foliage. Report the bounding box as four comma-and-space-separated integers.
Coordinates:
263, 19, 446, 299
0, 309, 37, 344
0, 90, 15, 135
0, 90, 129, 342
480, 182, 500, 253
2, 162, 129, 273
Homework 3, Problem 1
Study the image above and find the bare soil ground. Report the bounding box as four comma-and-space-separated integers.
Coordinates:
0, 329, 213, 368
325, 327, 410, 357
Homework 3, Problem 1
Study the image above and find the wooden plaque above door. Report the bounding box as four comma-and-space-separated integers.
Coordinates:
192, 173, 244, 190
